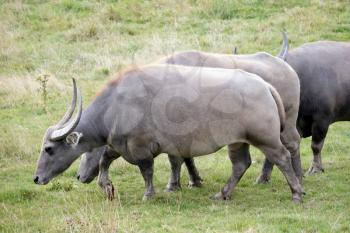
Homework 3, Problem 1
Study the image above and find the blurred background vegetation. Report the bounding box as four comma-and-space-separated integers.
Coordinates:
0, 0, 349, 232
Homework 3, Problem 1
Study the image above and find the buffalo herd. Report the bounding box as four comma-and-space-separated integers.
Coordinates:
34, 34, 350, 203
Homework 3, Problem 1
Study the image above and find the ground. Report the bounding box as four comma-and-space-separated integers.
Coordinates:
0, 0, 350, 232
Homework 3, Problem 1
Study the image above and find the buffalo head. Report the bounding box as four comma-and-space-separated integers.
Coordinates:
34, 79, 85, 185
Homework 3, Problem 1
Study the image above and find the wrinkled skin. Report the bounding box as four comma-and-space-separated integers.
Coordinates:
259, 41, 350, 178
34, 64, 303, 202
79, 50, 302, 195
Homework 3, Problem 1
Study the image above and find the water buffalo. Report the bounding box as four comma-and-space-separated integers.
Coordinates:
77, 145, 202, 193
78, 144, 202, 200
79, 39, 302, 193
34, 64, 303, 202
77, 146, 108, 184
258, 40, 350, 179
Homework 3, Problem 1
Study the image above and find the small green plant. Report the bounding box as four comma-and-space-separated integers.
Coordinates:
47, 180, 74, 192
36, 73, 50, 113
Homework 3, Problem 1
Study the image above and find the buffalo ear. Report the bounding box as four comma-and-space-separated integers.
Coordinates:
66, 132, 83, 146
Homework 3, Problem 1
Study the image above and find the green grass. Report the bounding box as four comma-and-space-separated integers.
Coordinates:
1, 0, 350, 232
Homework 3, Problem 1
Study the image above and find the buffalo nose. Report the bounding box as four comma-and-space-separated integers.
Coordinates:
77, 175, 80, 181
33, 176, 39, 184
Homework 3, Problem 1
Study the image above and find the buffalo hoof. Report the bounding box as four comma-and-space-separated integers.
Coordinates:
306, 164, 324, 175
142, 193, 155, 201
256, 174, 270, 184
188, 179, 203, 188
104, 183, 115, 201
211, 192, 231, 200
292, 193, 303, 204
165, 183, 181, 192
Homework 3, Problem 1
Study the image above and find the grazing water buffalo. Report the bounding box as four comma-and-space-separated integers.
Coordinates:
80, 39, 302, 194
34, 64, 303, 202
78, 145, 202, 189
77, 146, 107, 184
77, 144, 202, 196
258, 40, 350, 179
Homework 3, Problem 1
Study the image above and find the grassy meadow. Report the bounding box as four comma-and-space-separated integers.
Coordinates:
1, 0, 350, 232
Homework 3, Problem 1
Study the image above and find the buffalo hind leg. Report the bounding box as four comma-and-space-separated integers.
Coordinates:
257, 127, 303, 184
212, 143, 251, 200
307, 120, 329, 174
261, 144, 303, 203
184, 158, 203, 188
256, 159, 274, 184
283, 127, 303, 183
166, 154, 183, 192
98, 147, 120, 201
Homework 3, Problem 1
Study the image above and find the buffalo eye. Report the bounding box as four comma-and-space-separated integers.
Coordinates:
44, 146, 53, 155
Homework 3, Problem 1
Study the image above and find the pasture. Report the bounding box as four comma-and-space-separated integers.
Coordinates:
1, 0, 350, 232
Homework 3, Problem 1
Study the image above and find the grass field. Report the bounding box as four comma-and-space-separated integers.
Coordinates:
1, 0, 350, 232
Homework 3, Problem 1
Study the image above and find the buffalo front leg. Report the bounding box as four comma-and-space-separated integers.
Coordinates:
166, 155, 203, 191
98, 147, 120, 201
138, 158, 155, 201
184, 158, 203, 188
307, 120, 329, 174
213, 143, 251, 200
166, 154, 183, 192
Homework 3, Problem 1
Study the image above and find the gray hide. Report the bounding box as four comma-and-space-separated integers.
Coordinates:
34, 64, 303, 202
78, 49, 302, 195
80, 48, 301, 194
259, 41, 350, 177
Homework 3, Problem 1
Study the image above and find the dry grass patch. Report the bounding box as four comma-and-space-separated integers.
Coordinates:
0, 74, 65, 107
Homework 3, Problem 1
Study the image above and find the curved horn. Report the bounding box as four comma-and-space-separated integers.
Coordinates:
277, 31, 289, 61
50, 85, 83, 141
232, 47, 238, 54
56, 79, 77, 127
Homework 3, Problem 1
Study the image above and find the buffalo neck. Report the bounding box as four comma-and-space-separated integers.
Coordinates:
74, 92, 111, 150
